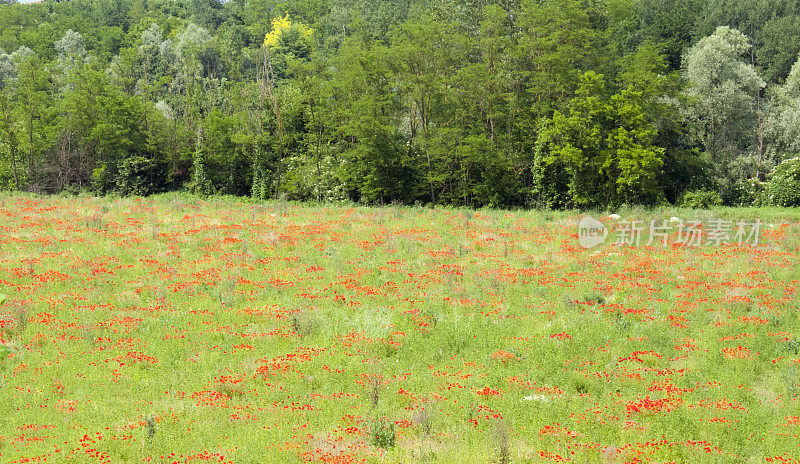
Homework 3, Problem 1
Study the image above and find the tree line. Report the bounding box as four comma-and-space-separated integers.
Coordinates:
1, 0, 800, 208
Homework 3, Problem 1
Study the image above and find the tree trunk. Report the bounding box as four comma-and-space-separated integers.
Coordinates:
262, 48, 284, 198
755, 94, 765, 180
312, 102, 323, 202
28, 111, 35, 177
425, 143, 435, 204
9, 130, 19, 190
418, 99, 435, 204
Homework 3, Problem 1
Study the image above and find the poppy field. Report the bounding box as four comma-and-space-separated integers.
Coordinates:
0, 194, 799, 464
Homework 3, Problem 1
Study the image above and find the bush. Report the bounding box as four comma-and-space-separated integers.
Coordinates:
368, 418, 395, 449
91, 157, 167, 197
679, 189, 722, 209
283, 153, 348, 203
720, 177, 763, 206
763, 157, 800, 207
116, 156, 165, 197
91, 162, 115, 194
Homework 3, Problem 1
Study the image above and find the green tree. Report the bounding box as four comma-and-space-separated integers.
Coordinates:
546, 71, 665, 207
390, 16, 467, 204
329, 36, 418, 204
632, 0, 702, 67
13, 48, 51, 187
756, 15, 800, 84
694, 0, 800, 82
766, 53, 800, 162
0, 47, 24, 190
683, 27, 765, 179
515, 0, 608, 116
55, 30, 90, 86
190, 128, 214, 195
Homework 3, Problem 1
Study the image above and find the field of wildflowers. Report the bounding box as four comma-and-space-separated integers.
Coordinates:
0, 194, 798, 463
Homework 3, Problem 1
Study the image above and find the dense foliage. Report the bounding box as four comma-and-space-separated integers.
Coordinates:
763, 157, 800, 207
1, 0, 799, 208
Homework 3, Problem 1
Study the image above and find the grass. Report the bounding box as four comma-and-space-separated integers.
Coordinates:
0, 192, 798, 463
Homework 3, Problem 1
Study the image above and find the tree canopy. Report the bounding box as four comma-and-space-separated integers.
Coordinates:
0, 0, 798, 208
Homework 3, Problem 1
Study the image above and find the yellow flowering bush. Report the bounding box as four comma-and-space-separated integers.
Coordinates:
264, 14, 313, 48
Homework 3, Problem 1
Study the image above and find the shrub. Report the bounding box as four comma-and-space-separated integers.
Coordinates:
91, 162, 115, 194
116, 156, 161, 196
368, 418, 395, 449
720, 177, 763, 206
91, 157, 167, 196
763, 157, 800, 207
679, 189, 722, 209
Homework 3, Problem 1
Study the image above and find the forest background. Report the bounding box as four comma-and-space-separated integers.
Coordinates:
2, 0, 800, 209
